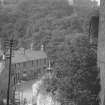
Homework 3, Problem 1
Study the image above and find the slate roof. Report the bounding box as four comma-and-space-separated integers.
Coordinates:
12, 48, 47, 64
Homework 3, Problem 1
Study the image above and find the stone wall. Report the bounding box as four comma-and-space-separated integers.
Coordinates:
98, 0, 105, 105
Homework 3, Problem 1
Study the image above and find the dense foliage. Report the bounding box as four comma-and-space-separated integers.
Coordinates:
42, 35, 100, 105
0, 0, 100, 105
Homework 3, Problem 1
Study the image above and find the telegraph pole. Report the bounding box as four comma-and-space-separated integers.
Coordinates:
4, 39, 16, 105
7, 40, 12, 105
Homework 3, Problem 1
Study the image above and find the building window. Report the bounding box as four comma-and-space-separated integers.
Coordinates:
17, 63, 20, 68
38, 59, 41, 67
19, 63, 20, 67
36, 60, 38, 68
33, 60, 36, 68
32, 60, 34, 66
44, 58, 47, 64
15, 64, 16, 69
20, 63, 23, 68
29, 61, 32, 67
12, 64, 15, 69
27, 61, 31, 68
23, 62, 26, 67
41, 59, 43, 66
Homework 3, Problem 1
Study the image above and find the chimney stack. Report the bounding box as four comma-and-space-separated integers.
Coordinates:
41, 44, 44, 51
30, 40, 34, 50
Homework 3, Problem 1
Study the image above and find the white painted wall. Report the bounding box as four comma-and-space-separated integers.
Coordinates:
32, 77, 61, 105
68, 0, 74, 5
0, 62, 4, 74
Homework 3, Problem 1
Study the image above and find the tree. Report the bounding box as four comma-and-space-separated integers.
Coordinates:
42, 35, 100, 105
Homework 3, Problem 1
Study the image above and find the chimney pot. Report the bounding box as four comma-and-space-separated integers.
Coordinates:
41, 44, 44, 51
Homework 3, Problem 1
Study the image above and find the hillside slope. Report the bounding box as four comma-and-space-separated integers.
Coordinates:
0, 0, 99, 105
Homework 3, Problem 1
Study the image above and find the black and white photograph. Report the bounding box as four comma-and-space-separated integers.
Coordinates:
0, 0, 103, 105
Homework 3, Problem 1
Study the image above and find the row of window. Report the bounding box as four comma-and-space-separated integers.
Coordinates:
12, 67, 46, 84
12, 58, 48, 70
